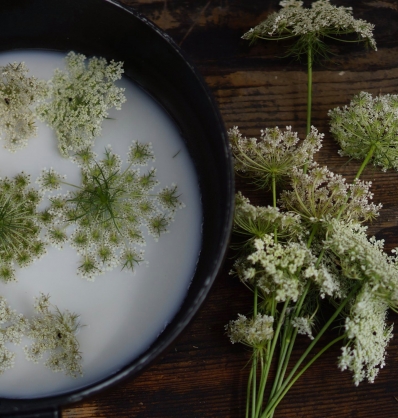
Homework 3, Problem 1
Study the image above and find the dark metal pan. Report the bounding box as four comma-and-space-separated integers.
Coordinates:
0, 0, 234, 416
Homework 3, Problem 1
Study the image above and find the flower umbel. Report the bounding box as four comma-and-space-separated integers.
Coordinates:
0, 297, 28, 374
39, 143, 183, 280
242, 0, 377, 59
242, 235, 316, 302
324, 219, 398, 310
24, 294, 83, 377
0, 173, 47, 282
280, 164, 381, 228
338, 283, 393, 385
0, 62, 48, 152
37, 52, 126, 157
329, 92, 398, 172
229, 126, 322, 189
226, 313, 274, 348
232, 192, 303, 251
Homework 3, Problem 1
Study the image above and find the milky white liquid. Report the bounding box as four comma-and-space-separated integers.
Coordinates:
0, 51, 202, 398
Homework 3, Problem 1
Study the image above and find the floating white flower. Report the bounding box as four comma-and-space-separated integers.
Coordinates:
39, 143, 183, 280
0, 297, 27, 374
24, 294, 82, 377
37, 51, 126, 157
0, 173, 47, 282
0, 62, 48, 152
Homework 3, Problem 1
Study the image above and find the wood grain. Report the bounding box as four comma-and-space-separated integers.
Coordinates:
62, 1, 398, 417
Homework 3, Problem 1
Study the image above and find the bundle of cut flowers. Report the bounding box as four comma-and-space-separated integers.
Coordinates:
225, 1, 398, 417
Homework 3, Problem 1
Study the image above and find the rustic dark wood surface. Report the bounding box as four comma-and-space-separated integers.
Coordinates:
62, 1, 398, 417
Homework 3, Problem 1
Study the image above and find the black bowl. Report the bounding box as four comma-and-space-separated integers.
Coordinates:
0, 0, 234, 416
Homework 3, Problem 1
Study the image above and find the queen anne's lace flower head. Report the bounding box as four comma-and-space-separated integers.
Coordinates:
233, 192, 303, 251
37, 52, 126, 158
243, 234, 316, 302
338, 283, 393, 385
329, 92, 398, 172
0, 62, 48, 152
39, 143, 183, 280
291, 316, 314, 340
242, 0, 376, 59
226, 313, 274, 348
24, 294, 82, 377
0, 297, 28, 374
324, 219, 398, 310
0, 173, 47, 282
229, 126, 322, 189
280, 163, 381, 228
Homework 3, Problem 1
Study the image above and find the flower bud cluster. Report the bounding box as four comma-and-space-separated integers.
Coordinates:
0, 297, 27, 374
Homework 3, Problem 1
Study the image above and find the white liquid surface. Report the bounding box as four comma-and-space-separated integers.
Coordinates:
0, 51, 202, 398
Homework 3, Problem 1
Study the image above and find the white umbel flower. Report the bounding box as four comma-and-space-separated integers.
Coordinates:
0, 62, 48, 152
226, 313, 274, 348
229, 126, 322, 189
338, 284, 393, 385
37, 51, 126, 157
242, 0, 376, 57
329, 92, 398, 172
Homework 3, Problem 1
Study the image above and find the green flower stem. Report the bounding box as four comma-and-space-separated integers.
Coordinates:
253, 171, 280, 417
60, 180, 83, 190
254, 299, 290, 417
254, 285, 259, 316
263, 334, 345, 418
251, 286, 258, 418
306, 222, 318, 249
264, 242, 343, 417
265, 221, 319, 414
272, 173, 278, 244
275, 327, 298, 389
270, 247, 325, 403
302, 45, 313, 175
246, 363, 254, 418
269, 321, 297, 397
266, 326, 298, 418
272, 173, 277, 208
306, 45, 313, 137
354, 143, 376, 180
252, 353, 258, 418
260, 281, 363, 418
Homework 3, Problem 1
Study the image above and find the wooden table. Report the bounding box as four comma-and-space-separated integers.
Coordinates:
63, 1, 398, 417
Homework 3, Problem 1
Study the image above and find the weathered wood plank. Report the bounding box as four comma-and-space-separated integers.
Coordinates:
63, 1, 398, 417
